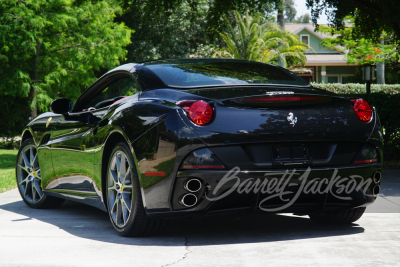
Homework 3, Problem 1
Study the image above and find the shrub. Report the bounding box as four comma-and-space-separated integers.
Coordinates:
311, 83, 400, 95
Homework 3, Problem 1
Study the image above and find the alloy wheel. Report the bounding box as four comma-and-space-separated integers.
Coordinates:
17, 144, 43, 203
107, 150, 133, 228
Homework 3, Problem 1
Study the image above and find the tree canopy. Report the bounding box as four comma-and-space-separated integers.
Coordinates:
117, 0, 210, 62
0, 0, 132, 116
306, 0, 400, 41
283, 0, 297, 22
120, 0, 277, 36
293, 13, 311, 24
318, 23, 398, 65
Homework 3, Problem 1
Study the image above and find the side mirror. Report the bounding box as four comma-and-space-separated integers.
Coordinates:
50, 98, 72, 114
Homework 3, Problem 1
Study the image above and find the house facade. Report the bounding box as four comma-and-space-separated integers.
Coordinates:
286, 24, 357, 84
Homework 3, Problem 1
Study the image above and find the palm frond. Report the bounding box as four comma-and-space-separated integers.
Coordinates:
214, 11, 308, 67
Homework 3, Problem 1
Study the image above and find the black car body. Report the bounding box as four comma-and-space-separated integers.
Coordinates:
17, 59, 383, 236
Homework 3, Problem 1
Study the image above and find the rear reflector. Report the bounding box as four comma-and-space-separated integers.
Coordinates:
145, 171, 165, 176
355, 159, 378, 164
180, 148, 226, 170
247, 96, 327, 102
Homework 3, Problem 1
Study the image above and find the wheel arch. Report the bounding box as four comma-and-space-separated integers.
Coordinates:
101, 129, 140, 211
21, 128, 34, 146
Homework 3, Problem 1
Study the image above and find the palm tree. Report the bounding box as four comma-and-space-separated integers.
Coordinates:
258, 26, 309, 66
213, 11, 309, 68
213, 11, 265, 61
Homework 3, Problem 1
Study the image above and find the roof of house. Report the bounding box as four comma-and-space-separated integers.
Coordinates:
285, 23, 338, 39
286, 23, 353, 65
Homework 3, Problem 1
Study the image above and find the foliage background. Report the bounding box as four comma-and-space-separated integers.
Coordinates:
0, 0, 132, 116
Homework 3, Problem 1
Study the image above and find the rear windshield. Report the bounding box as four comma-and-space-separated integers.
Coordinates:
144, 61, 309, 88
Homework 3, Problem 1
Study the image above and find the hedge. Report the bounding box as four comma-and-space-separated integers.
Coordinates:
311, 83, 400, 95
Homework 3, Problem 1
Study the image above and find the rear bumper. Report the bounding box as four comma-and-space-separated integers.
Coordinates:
147, 164, 381, 218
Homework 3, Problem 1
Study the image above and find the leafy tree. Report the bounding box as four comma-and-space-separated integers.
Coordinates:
293, 13, 311, 23
190, 44, 220, 58
0, 0, 132, 118
318, 24, 398, 65
120, 0, 277, 38
117, 0, 278, 62
306, 0, 400, 42
284, 0, 297, 22
213, 11, 308, 67
117, 0, 210, 62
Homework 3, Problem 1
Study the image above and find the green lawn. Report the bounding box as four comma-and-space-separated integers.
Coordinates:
0, 149, 18, 193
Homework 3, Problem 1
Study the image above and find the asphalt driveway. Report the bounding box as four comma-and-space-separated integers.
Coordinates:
0, 169, 399, 267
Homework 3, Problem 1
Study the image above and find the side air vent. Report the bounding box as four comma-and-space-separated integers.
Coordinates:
40, 134, 51, 146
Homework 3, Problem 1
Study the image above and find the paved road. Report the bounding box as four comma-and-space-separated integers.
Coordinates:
0, 169, 399, 267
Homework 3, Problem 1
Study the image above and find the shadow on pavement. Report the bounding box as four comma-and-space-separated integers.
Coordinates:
380, 169, 400, 197
0, 198, 364, 246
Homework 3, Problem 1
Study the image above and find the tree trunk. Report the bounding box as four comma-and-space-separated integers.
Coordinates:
277, 0, 285, 29
277, 0, 286, 67
31, 40, 40, 119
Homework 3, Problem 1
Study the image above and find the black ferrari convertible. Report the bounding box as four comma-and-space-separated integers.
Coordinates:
16, 59, 382, 236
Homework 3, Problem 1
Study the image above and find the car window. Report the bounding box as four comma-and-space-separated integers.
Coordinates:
82, 76, 140, 111
144, 61, 309, 88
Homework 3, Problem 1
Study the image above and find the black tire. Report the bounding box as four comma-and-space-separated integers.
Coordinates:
106, 141, 163, 237
16, 139, 65, 209
308, 207, 366, 225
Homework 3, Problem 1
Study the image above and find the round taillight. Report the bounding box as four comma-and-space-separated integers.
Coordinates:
184, 101, 213, 125
352, 99, 372, 122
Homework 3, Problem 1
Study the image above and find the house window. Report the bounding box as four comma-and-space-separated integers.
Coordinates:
327, 75, 339, 83
300, 35, 310, 46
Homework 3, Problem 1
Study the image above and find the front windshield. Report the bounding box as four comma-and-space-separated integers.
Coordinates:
144, 61, 309, 88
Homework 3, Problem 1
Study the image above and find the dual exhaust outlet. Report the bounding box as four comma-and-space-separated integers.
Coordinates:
179, 179, 202, 207
372, 171, 381, 197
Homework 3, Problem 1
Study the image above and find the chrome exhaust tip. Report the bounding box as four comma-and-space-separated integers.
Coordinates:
179, 193, 198, 207
373, 185, 380, 197
373, 171, 382, 184
183, 179, 202, 193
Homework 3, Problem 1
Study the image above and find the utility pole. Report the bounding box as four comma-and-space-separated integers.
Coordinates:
376, 32, 385, 84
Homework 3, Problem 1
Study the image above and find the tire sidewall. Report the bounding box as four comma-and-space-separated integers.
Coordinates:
106, 142, 140, 235
16, 139, 49, 208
